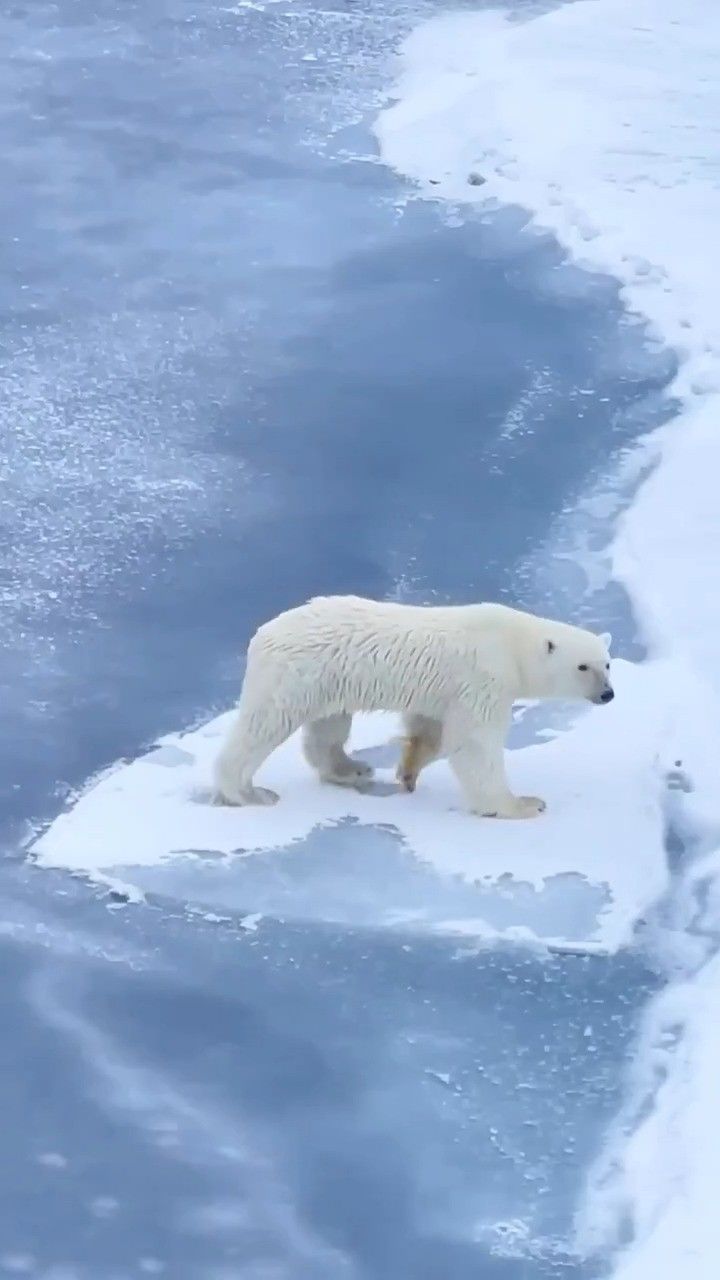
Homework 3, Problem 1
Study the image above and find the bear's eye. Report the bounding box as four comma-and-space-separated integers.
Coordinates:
578, 663, 588, 672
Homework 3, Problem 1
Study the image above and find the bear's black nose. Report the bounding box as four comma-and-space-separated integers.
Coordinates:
600, 688, 614, 704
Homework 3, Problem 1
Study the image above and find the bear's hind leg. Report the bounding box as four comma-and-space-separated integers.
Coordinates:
302, 714, 373, 787
396, 714, 443, 792
214, 705, 300, 806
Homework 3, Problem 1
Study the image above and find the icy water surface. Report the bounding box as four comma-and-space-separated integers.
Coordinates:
3, 863, 659, 1279
0, 0, 674, 1275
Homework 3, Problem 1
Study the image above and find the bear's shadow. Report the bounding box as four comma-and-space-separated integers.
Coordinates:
350, 742, 400, 796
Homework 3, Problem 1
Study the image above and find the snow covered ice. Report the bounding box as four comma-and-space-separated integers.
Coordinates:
4, 0, 720, 1275
31, 660, 667, 953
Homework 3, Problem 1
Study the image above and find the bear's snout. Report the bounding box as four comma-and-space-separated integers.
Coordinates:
598, 687, 614, 704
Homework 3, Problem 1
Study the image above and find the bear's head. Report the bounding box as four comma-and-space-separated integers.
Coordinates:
526, 622, 613, 704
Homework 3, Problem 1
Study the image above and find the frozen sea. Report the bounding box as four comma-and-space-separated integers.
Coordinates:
3, 0, 719, 1277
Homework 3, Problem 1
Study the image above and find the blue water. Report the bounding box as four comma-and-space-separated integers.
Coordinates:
1, 1, 674, 1275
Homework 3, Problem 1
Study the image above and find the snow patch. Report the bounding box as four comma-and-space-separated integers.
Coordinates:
30, 659, 666, 952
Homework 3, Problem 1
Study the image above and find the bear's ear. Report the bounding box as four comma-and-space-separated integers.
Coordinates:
546, 639, 556, 655
599, 631, 612, 650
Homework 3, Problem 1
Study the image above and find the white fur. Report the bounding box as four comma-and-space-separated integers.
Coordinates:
214, 595, 613, 818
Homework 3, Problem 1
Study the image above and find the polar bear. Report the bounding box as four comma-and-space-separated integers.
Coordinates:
213, 594, 613, 819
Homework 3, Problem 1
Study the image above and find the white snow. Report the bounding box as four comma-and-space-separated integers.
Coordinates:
29, 658, 665, 952
375, 0, 720, 1275
576, 947, 720, 1279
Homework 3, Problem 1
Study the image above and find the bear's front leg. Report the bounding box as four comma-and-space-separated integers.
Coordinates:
486, 793, 547, 820
396, 714, 443, 792
444, 708, 546, 819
